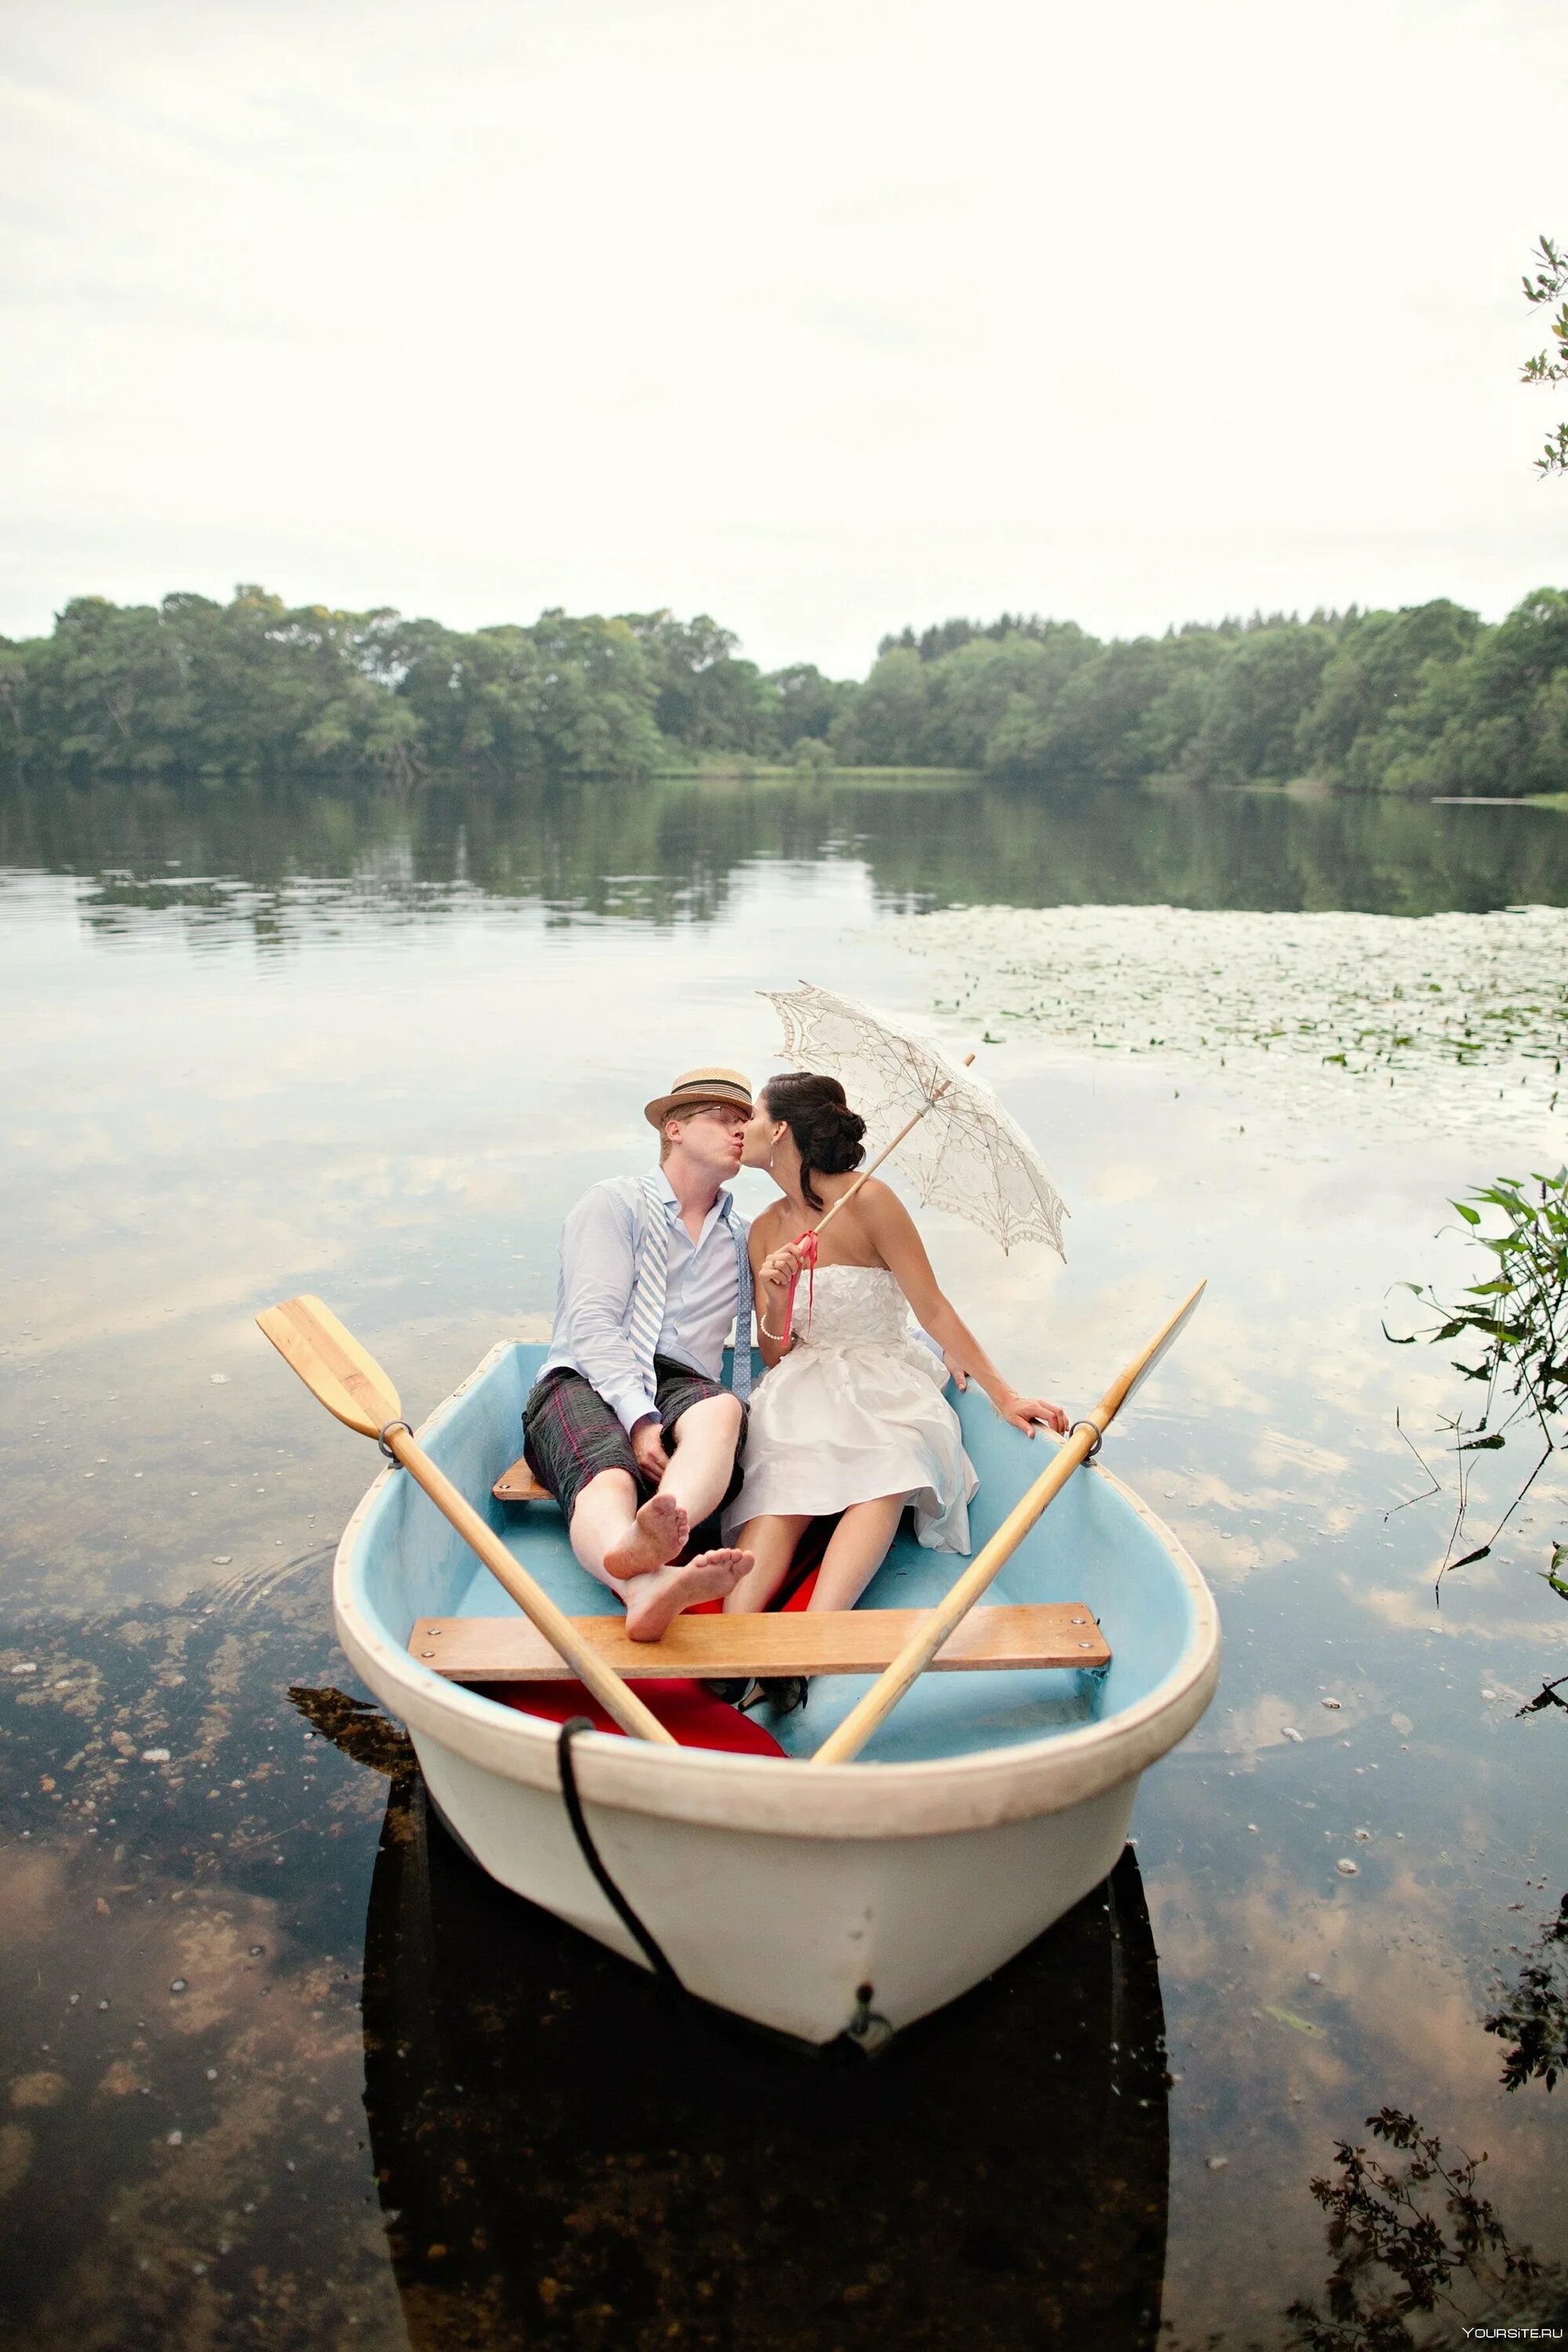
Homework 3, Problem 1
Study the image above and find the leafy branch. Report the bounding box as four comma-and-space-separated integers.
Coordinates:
1522, 235, 1568, 477
1385, 1168, 1568, 1609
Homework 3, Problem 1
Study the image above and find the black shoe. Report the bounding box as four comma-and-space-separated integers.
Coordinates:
700, 1679, 750, 1705
738, 1675, 810, 1716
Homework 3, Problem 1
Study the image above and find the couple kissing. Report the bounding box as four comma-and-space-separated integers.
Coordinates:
521, 1064, 1067, 1644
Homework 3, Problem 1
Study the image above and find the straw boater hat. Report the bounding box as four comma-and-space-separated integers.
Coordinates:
643, 1065, 754, 1130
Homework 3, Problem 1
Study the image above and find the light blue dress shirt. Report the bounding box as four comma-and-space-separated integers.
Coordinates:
539, 1170, 750, 1433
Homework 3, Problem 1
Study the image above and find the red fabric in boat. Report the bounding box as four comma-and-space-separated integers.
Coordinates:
488, 1676, 786, 1756
485, 1568, 822, 1756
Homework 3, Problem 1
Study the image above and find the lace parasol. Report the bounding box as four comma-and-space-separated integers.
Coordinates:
761, 981, 1068, 1259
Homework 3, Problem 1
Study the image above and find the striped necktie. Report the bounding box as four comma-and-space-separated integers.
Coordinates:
631, 1177, 753, 1403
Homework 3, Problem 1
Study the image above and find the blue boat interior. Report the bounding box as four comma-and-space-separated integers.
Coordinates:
350, 1343, 1200, 1765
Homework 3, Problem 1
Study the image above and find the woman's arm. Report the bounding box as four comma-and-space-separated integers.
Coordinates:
858, 1181, 1069, 1436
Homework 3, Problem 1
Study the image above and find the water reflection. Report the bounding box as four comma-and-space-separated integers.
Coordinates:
1286, 2106, 1566, 2348
1487, 1893, 1568, 2095
359, 1785, 1169, 2352
0, 1579, 396, 2347
9, 1555, 1562, 2349
5, 772, 1568, 935
8, 765, 1568, 2347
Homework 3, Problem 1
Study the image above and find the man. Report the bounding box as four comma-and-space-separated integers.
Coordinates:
521, 1067, 758, 1642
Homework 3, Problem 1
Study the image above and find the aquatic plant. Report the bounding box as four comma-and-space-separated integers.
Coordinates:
1286, 2108, 1548, 2350
1387, 1166, 1568, 1708
892, 902, 1568, 1142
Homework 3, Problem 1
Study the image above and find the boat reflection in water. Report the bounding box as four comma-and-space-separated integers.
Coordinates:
359, 1776, 1170, 2351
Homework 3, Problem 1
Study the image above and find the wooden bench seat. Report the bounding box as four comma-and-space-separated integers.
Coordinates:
492, 1454, 554, 1504
408, 1602, 1110, 1682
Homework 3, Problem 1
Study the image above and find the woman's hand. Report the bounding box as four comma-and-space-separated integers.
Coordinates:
996, 1388, 1070, 1438
759, 1243, 803, 1298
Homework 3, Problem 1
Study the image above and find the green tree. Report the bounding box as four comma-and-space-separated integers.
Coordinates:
828, 647, 933, 766
878, 616, 985, 663
1294, 601, 1482, 789
622, 610, 778, 754
24, 595, 194, 777
434, 613, 662, 777
161, 589, 309, 775
528, 610, 665, 772
1010, 636, 1192, 785
0, 637, 30, 758
877, 612, 1089, 665
173, 589, 411, 779
927, 627, 1098, 771
5, 583, 1567, 796
766, 662, 855, 748
386, 618, 492, 771
1401, 589, 1568, 797
1187, 622, 1338, 786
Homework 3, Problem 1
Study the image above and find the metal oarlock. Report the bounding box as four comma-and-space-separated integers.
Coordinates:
377, 1418, 413, 1461
1068, 1417, 1105, 1461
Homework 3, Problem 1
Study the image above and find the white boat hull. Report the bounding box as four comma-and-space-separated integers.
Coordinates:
412, 1726, 1138, 2042
336, 1339, 1220, 2045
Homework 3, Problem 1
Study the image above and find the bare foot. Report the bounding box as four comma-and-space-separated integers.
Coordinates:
603, 1493, 688, 1581
624, 1548, 754, 1643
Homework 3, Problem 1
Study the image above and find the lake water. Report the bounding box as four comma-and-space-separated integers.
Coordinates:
4, 774, 1567, 2349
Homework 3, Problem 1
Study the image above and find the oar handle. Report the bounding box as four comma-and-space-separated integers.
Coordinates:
386, 1430, 679, 1748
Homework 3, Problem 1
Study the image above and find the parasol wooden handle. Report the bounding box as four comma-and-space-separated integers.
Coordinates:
810, 1052, 976, 1239
809, 1283, 1207, 1766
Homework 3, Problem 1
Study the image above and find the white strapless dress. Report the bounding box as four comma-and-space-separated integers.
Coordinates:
722, 1265, 978, 1553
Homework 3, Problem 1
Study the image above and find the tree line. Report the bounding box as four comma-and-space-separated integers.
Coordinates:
2, 583, 1565, 794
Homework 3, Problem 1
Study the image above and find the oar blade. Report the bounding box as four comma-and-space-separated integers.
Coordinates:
257, 1294, 401, 1439
1103, 1279, 1207, 1422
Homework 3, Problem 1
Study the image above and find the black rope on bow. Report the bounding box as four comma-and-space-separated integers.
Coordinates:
556, 1717, 686, 1995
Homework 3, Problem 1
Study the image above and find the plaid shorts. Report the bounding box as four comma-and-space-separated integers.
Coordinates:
521, 1355, 748, 1527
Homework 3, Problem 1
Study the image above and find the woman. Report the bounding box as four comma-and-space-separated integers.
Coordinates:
721, 1071, 1068, 1616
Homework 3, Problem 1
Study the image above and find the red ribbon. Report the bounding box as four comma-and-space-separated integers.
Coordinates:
780, 1225, 820, 1343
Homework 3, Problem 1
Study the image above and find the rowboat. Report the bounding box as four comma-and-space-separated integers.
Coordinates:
332, 1338, 1219, 2046
361, 1771, 1171, 2347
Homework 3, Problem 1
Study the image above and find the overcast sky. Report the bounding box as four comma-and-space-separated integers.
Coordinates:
2, 0, 1565, 675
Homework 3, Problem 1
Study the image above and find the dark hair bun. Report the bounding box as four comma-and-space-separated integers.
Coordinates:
763, 1072, 867, 1208
805, 1099, 866, 1173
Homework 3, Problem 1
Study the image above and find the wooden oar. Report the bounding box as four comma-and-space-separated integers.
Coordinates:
256, 1295, 678, 1747
810, 1281, 1207, 1766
